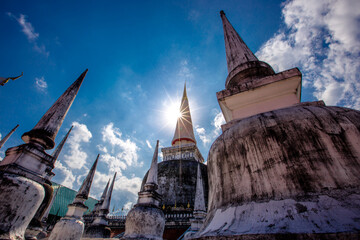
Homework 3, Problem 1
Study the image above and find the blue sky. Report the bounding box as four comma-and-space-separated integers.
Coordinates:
0, 0, 359, 213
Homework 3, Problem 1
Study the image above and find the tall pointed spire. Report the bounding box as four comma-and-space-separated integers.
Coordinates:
22, 69, 88, 150
51, 126, 73, 164
220, 10, 257, 71
194, 164, 206, 214
84, 173, 116, 238
100, 179, 110, 202
220, 11, 274, 88
184, 164, 207, 239
91, 179, 110, 215
101, 172, 116, 212
75, 154, 99, 202
172, 83, 196, 146
0, 124, 19, 149
145, 140, 159, 187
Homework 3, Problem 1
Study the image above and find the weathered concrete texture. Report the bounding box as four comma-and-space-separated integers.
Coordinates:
197, 105, 360, 238
48, 218, 85, 240
141, 160, 208, 210
123, 205, 165, 240
25, 182, 53, 239
81, 238, 118, 240
0, 173, 44, 240
83, 225, 111, 239
192, 232, 360, 240
196, 192, 360, 237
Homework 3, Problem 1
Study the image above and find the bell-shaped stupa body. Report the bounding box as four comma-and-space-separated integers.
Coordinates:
124, 140, 165, 240
195, 12, 360, 240
49, 155, 99, 240
0, 70, 87, 240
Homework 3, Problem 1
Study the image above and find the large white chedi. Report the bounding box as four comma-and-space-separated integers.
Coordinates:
194, 11, 360, 239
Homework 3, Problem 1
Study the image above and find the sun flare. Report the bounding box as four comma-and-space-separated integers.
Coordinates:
164, 103, 182, 126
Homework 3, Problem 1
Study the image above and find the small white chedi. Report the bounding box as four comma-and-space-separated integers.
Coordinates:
48, 155, 99, 240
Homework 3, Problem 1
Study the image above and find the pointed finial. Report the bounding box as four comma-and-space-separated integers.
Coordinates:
171, 83, 196, 146
0, 124, 19, 149
100, 179, 110, 202
22, 69, 88, 149
220, 12, 274, 88
101, 172, 117, 212
75, 153, 99, 202
51, 126, 73, 164
146, 140, 159, 187
183, 82, 187, 99
194, 164, 206, 213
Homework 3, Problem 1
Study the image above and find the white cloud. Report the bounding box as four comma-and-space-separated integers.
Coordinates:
97, 144, 108, 153
124, 201, 133, 211
63, 122, 92, 169
194, 111, 226, 146
115, 175, 142, 196
146, 140, 153, 149
213, 111, 226, 136
195, 125, 211, 146
101, 122, 139, 167
7, 13, 38, 41
7, 12, 49, 57
35, 76, 47, 91
256, 0, 360, 109
100, 153, 127, 174
75, 167, 89, 187
54, 160, 76, 189
91, 171, 141, 202
33, 43, 49, 57
178, 60, 194, 80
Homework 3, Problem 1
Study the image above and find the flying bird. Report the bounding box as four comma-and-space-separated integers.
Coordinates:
0, 72, 23, 86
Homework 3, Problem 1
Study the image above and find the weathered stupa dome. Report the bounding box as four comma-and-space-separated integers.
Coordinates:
197, 103, 360, 238
194, 11, 360, 239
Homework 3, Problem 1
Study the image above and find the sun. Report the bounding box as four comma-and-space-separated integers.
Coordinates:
164, 102, 182, 126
